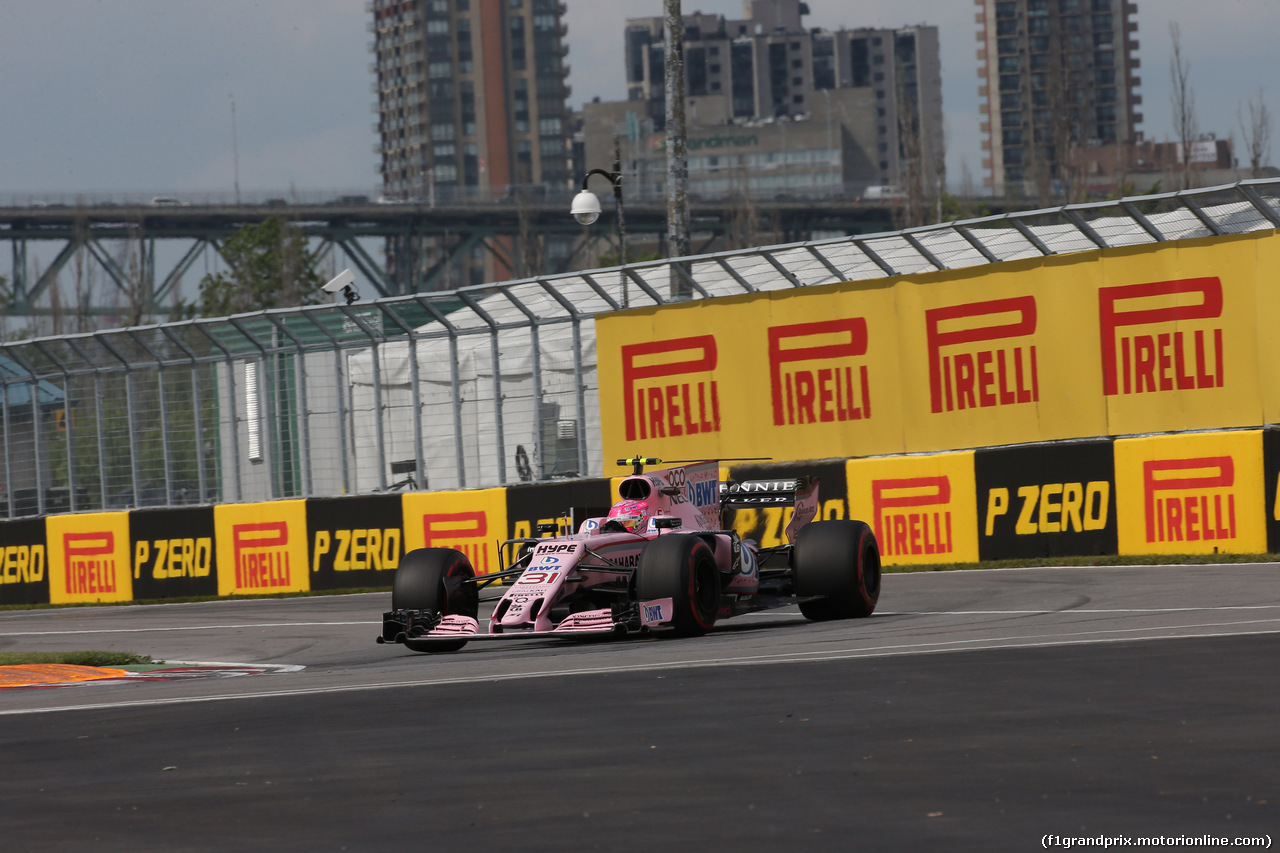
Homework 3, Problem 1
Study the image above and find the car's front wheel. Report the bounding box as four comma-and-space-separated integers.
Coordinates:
393, 547, 479, 652
636, 534, 720, 637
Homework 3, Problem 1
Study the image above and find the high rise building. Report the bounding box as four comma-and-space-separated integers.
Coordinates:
607, 0, 944, 197
975, 0, 1142, 199
370, 0, 571, 284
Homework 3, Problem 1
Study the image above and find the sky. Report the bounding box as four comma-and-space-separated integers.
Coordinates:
0, 0, 1277, 199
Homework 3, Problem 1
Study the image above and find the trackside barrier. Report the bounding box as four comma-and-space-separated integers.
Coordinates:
4, 428, 1279, 603
597, 233, 1280, 473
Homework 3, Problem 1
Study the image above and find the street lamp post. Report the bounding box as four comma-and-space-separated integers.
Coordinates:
571, 146, 629, 307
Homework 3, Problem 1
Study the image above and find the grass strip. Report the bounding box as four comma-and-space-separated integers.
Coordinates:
0, 651, 155, 667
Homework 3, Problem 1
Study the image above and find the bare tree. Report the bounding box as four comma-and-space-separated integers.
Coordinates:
516, 190, 544, 277
1169, 22, 1198, 190
1239, 88, 1272, 178
894, 45, 926, 227
724, 164, 761, 251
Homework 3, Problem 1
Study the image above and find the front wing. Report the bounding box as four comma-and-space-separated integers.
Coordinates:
377, 598, 675, 648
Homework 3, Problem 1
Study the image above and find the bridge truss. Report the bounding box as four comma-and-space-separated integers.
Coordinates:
0, 197, 898, 321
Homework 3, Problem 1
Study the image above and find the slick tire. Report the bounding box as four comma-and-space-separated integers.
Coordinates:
792, 520, 881, 621
394, 548, 479, 652
636, 534, 720, 637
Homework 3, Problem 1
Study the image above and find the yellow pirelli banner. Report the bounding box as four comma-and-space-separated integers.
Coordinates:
46, 512, 133, 604
401, 488, 508, 576
1114, 430, 1266, 556
597, 232, 1276, 473
214, 500, 310, 596
846, 451, 979, 566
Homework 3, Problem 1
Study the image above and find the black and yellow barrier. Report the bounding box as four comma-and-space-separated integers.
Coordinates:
5, 426, 1280, 604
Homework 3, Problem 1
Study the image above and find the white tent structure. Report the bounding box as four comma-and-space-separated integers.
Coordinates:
345, 287, 598, 493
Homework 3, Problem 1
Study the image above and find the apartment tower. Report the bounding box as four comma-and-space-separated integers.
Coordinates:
370, 0, 571, 285
976, 0, 1142, 199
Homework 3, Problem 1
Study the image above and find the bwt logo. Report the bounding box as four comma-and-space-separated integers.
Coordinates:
768, 318, 871, 426
423, 512, 490, 573
232, 522, 291, 589
64, 531, 116, 595
1099, 277, 1224, 396
622, 336, 719, 441
927, 296, 1038, 414
1143, 456, 1237, 544
872, 477, 953, 557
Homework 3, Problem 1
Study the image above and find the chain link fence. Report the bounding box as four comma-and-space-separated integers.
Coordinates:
2, 179, 1278, 518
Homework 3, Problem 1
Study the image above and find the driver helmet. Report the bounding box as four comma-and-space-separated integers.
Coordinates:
606, 499, 651, 533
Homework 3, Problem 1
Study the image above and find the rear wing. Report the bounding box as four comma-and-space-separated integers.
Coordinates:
719, 477, 812, 506
720, 477, 821, 543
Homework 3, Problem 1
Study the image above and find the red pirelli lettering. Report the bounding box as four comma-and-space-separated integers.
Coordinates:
871, 477, 954, 556
1142, 456, 1236, 543
926, 297, 1037, 414
422, 512, 490, 573
1099, 277, 1224, 396
622, 336, 718, 441
768, 319, 871, 426
232, 522, 291, 589
64, 532, 116, 595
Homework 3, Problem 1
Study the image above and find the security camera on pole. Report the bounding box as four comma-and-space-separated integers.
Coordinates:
570, 140, 629, 308
322, 268, 361, 306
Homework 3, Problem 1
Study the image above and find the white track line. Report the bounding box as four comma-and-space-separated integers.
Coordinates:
5, 604, 1279, 636
2, 619, 1278, 717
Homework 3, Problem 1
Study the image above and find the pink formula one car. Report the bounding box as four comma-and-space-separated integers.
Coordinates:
377, 457, 881, 653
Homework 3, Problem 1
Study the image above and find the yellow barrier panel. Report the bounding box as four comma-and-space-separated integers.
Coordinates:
895, 255, 1109, 451
214, 501, 310, 596
846, 451, 978, 565
597, 233, 1278, 475
46, 512, 133, 604
1097, 238, 1262, 436
1114, 430, 1265, 555
401, 488, 509, 576
1253, 235, 1280, 425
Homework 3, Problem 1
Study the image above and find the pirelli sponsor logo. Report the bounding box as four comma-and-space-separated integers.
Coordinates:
232, 522, 292, 589
1142, 456, 1237, 545
63, 531, 118, 596
768, 318, 871, 426
1116, 432, 1264, 556
927, 296, 1038, 414
622, 336, 720, 442
422, 511, 491, 573
1099, 277, 1224, 397
872, 477, 954, 558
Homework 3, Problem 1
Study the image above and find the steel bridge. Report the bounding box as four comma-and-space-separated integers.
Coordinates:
0, 194, 916, 318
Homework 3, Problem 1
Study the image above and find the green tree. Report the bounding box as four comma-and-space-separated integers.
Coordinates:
194, 217, 324, 317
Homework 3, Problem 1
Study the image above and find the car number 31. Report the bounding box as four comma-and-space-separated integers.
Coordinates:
517, 571, 560, 585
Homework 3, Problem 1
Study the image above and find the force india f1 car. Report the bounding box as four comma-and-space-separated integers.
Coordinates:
377, 457, 881, 653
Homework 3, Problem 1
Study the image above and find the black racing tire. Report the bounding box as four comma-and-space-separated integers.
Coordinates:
635, 534, 720, 637
393, 548, 479, 652
792, 520, 881, 621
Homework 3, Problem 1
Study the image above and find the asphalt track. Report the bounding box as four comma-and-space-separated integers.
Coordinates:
1, 563, 1277, 851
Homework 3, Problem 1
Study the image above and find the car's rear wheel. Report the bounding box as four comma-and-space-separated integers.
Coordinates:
636, 534, 720, 637
792, 520, 880, 620
394, 548, 478, 652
